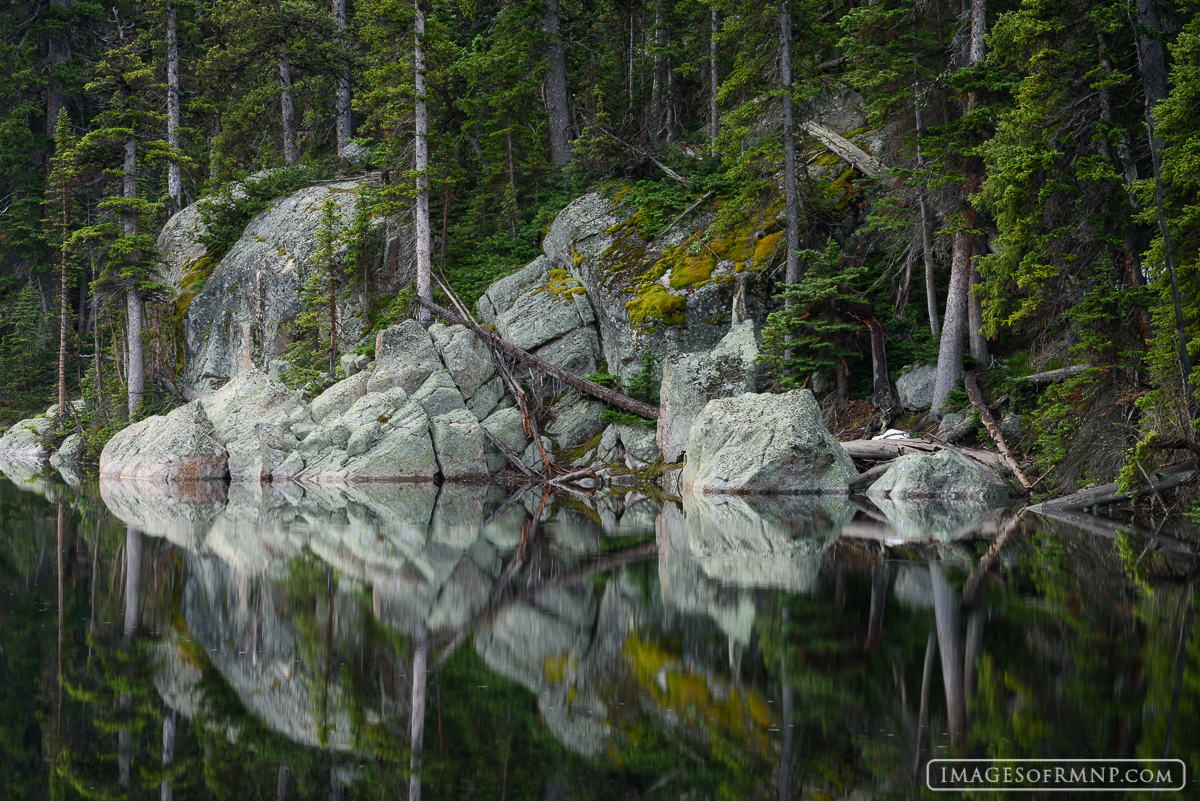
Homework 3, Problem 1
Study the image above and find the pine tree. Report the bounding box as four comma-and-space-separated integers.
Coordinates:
48, 110, 78, 422
282, 197, 343, 388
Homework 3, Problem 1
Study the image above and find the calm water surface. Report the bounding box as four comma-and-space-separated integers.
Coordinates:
0, 459, 1196, 799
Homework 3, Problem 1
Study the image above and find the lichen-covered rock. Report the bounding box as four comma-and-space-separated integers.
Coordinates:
411, 369, 468, 418
429, 322, 495, 399
481, 407, 529, 472
199, 368, 310, 482
0, 416, 53, 459
542, 191, 770, 383
546, 396, 606, 452
368, 320, 444, 395
682, 390, 856, 494
100, 402, 229, 484
476, 256, 553, 323
866, 448, 1009, 503
156, 200, 209, 291
310, 371, 371, 423
657, 320, 757, 462
431, 409, 488, 478
615, 423, 660, 468
896, 364, 937, 411
179, 179, 371, 394
297, 395, 438, 482
492, 268, 595, 352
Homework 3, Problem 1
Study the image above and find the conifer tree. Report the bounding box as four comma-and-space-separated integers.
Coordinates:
49, 110, 78, 422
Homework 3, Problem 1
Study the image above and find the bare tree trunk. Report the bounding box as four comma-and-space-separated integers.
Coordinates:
333, 0, 352, 154
409, 622, 428, 801
930, 562, 966, 746
867, 318, 891, 411
278, 0, 298, 166
166, 0, 181, 214
649, 0, 664, 140
664, 48, 675, 143
781, 1, 800, 285
328, 263, 337, 380
968, 257, 988, 364
970, 0, 986, 65
543, 0, 572, 168
1136, 0, 1192, 402
414, 0, 432, 326
710, 5, 719, 154
57, 123, 70, 422
929, 223, 972, 418
123, 133, 144, 417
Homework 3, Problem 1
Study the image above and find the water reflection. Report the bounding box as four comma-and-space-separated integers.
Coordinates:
1, 465, 1198, 798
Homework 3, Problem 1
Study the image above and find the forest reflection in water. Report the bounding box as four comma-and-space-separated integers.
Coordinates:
0, 463, 1196, 799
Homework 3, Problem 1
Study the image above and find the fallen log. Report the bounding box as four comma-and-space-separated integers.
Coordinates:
416, 296, 661, 420
1017, 365, 1090, 386
849, 460, 894, 492
1026, 462, 1197, 513
801, 121, 883, 177
965, 370, 1034, 493
939, 412, 979, 445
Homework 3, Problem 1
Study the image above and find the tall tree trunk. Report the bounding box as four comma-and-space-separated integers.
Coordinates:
781, 1, 800, 285
930, 226, 971, 417
914, 57, 940, 339
333, 0, 352, 154
123, 132, 144, 417
930, 562, 966, 746
278, 0, 298, 166
414, 0, 432, 326
868, 317, 891, 410
649, 0, 664, 140
166, 1, 181, 214
1137, 0, 1193, 402
57, 117, 70, 422
709, 5, 719, 155
664, 49, 675, 143
968, 251, 989, 364
543, 0, 572, 168
409, 622, 428, 801
328, 262, 337, 380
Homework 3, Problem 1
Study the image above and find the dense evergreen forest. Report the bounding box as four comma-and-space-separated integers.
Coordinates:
2, 0, 1200, 493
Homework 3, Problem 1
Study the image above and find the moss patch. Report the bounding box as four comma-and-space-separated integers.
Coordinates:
535, 268, 587, 301
626, 284, 686, 327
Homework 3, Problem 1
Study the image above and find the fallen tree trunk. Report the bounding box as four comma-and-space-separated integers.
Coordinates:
841, 437, 1006, 473
801, 121, 883, 176
849, 460, 894, 492
964, 370, 1034, 493
1017, 365, 1090, 386
416, 296, 661, 420
1027, 462, 1197, 513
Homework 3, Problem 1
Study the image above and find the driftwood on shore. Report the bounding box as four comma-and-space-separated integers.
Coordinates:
1026, 462, 1198, 513
840, 438, 1005, 471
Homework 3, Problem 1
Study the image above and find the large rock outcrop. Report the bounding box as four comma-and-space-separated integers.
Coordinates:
542, 191, 771, 383
177, 179, 375, 395
657, 319, 757, 463
99, 402, 229, 484
682, 390, 856, 494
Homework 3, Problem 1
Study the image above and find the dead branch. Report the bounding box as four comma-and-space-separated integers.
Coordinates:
415, 296, 661, 420
964, 370, 1034, 493
1027, 462, 1198, 513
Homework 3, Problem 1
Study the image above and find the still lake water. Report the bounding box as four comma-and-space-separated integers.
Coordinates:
0, 460, 1196, 799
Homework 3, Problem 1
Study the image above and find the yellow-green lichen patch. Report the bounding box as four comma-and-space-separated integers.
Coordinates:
626, 284, 686, 327
535, 268, 588, 301
753, 230, 784, 265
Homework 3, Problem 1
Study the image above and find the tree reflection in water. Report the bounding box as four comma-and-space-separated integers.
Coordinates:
0, 469, 1195, 798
